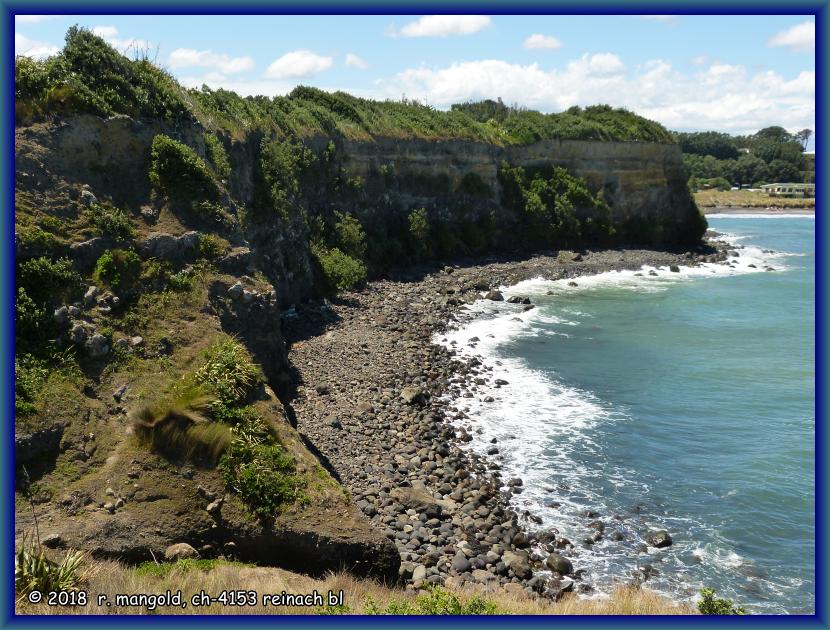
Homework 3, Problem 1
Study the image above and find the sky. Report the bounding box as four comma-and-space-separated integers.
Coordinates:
14, 14, 816, 144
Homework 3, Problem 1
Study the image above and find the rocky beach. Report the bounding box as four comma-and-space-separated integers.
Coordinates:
283, 240, 730, 600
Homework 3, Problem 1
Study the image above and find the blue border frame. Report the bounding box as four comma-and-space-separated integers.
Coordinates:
1, 1, 826, 628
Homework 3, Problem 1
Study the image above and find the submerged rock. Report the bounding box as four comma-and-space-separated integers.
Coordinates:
648, 530, 673, 548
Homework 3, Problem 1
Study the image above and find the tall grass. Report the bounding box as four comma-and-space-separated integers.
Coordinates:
16, 559, 697, 616
132, 385, 231, 465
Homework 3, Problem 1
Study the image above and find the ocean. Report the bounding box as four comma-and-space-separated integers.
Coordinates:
437, 215, 815, 614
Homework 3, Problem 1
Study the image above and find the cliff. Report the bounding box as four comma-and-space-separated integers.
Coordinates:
16, 114, 703, 304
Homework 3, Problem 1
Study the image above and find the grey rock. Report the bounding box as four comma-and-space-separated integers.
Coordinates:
648, 530, 673, 548
218, 248, 252, 275
502, 549, 532, 580
164, 543, 200, 561
401, 386, 427, 406
71, 324, 88, 346
206, 499, 223, 516
53, 306, 70, 328
112, 384, 128, 402
227, 282, 244, 300
80, 188, 97, 207
545, 553, 573, 575
451, 552, 471, 574
85, 333, 110, 358
484, 289, 504, 302
83, 285, 99, 307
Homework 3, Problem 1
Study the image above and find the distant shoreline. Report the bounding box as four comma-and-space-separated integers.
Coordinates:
703, 206, 815, 215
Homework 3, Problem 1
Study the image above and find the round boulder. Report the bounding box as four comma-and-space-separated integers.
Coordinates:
164, 542, 200, 561
545, 552, 573, 575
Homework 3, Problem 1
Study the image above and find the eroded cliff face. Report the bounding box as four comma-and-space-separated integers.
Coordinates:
16, 115, 700, 309
328, 135, 699, 245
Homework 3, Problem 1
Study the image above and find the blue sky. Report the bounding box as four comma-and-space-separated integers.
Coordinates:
14, 14, 815, 142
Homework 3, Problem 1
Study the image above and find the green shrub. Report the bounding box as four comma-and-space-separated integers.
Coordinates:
497, 163, 610, 247
149, 135, 220, 202
408, 208, 431, 258
15, 288, 46, 349
87, 204, 135, 241
15, 534, 87, 596
203, 133, 231, 181
192, 201, 226, 223
312, 244, 367, 292
15, 27, 189, 123
259, 136, 314, 219
219, 414, 305, 519
15, 354, 49, 416
139, 258, 172, 291
698, 588, 746, 615
209, 401, 260, 427
197, 234, 229, 260
16, 256, 81, 308
38, 215, 65, 235
16, 225, 61, 253
93, 249, 142, 294
333, 211, 367, 259
194, 338, 261, 405
364, 586, 499, 615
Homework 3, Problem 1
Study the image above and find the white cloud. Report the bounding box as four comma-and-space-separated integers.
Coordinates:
345, 53, 369, 69
392, 15, 491, 38
15, 15, 64, 24
567, 52, 625, 76
376, 55, 814, 135
265, 50, 333, 79
524, 34, 562, 50
168, 48, 253, 74
92, 25, 118, 38
14, 32, 59, 58
92, 25, 152, 55
691, 55, 707, 66
768, 21, 815, 53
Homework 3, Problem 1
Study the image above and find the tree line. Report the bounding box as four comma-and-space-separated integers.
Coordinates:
677, 127, 812, 191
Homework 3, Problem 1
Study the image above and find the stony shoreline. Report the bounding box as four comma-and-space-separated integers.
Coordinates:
283, 240, 730, 600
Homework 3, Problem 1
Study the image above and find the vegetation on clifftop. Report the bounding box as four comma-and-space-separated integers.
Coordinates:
16, 27, 674, 145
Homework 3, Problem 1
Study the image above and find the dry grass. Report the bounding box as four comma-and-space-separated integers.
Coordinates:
16, 559, 697, 616
695, 190, 815, 208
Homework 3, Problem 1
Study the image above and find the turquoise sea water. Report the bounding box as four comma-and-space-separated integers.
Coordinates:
439, 216, 815, 614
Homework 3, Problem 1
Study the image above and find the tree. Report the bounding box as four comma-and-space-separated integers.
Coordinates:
795, 128, 813, 150
754, 126, 792, 143
767, 159, 802, 183
677, 131, 740, 160
732, 154, 769, 186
